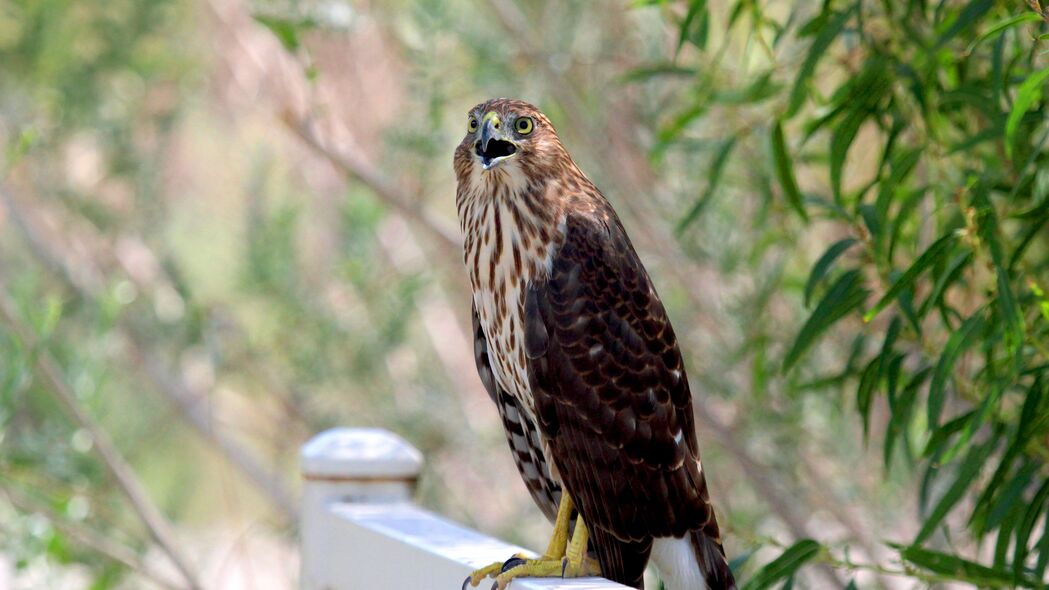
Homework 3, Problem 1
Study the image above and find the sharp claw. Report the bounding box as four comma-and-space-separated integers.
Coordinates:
463, 576, 473, 590
500, 557, 527, 573
490, 581, 499, 590
561, 558, 568, 578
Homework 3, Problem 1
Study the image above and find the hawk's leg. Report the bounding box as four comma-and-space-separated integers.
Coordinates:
490, 514, 601, 590
464, 492, 581, 589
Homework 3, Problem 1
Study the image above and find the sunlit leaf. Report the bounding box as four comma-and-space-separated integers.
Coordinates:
1005, 66, 1049, 159
965, 12, 1043, 54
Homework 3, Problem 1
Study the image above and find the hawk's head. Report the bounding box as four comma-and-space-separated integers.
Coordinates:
454, 98, 572, 192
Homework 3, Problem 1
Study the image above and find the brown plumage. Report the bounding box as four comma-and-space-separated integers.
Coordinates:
456, 98, 734, 590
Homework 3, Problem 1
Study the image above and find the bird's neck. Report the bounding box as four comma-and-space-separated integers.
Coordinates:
457, 174, 567, 292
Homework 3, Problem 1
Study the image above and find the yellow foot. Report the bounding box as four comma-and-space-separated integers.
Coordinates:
464, 500, 603, 590
491, 555, 600, 590
463, 554, 529, 589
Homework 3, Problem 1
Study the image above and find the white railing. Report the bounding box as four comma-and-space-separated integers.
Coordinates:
300, 428, 630, 589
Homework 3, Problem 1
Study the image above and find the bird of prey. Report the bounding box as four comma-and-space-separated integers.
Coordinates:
455, 98, 735, 590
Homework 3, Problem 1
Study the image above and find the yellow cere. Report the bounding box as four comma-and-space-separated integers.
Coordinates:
482, 111, 502, 128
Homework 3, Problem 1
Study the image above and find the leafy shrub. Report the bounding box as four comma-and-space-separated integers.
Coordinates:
647, 0, 1049, 585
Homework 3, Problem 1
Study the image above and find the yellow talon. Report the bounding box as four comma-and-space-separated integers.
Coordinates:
492, 558, 566, 589
466, 493, 602, 589
464, 554, 529, 588
492, 516, 601, 588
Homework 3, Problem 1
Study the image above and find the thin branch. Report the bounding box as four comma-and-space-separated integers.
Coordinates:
205, 0, 462, 259
0, 289, 202, 590
122, 333, 297, 519
1, 485, 184, 590
0, 184, 296, 522
282, 111, 462, 253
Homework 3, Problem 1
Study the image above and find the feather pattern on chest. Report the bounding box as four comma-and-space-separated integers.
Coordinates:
457, 169, 565, 426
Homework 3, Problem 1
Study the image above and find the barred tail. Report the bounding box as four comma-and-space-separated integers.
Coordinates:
691, 531, 736, 590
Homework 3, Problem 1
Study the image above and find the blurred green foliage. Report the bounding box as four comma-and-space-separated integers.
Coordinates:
642, 0, 1049, 586
1, 0, 1048, 588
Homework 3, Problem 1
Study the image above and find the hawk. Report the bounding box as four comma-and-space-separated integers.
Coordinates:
456, 98, 735, 590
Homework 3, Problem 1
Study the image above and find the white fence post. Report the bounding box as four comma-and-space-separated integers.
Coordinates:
300, 427, 423, 589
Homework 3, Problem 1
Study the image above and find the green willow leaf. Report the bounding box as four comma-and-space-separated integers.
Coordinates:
935, 0, 994, 48
927, 311, 985, 429
882, 353, 906, 469
804, 238, 858, 306
875, 148, 922, 224
984, 462, 1036, 532
857, 356, 881, 439
885, 365, 931, 471
252, 14, 317, 52
829, 107, 869, 201
741, 539, 822, 590
965, 12, 1043, 54
677, 137, 736, 233
864, 233, 959, 323
713, 72, 781, 105
1015, 477, 1049, 580
887, 187, 928, 266
676, 0, 710, 56
914, 437, 993, 545
898, 544, 1039, 587
918, 252, 972, 318
619, 64, 697, 83
771, 121, 808, 221
1005, 66, 1049, 159
786, 8, 854, 117
784, 269, 869, 372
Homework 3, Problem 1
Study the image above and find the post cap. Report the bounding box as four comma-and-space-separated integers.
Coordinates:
301, 428, 423, 481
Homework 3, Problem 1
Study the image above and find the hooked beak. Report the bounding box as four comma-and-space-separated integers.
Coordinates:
475, 114, 518, 170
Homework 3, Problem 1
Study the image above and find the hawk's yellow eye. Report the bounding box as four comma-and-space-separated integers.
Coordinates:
468, 117, 479, 133
515, 117, 534, 135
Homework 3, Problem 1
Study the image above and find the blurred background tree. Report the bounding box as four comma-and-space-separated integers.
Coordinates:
0, 0, 1046, 588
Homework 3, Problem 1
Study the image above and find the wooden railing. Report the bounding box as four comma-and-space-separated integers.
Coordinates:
299, 428, 630, 589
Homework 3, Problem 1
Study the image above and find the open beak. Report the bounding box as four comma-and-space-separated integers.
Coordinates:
475, 115, 518, 170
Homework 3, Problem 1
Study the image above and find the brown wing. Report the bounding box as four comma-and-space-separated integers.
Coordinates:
472, 305, 562, 522
525, 209, 723, 586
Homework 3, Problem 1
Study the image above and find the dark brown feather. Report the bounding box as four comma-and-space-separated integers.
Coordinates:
525, 208, 733, 589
